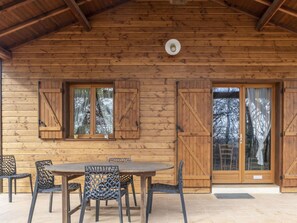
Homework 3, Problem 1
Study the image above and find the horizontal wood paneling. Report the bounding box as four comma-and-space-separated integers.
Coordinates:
2, 1, 297, 193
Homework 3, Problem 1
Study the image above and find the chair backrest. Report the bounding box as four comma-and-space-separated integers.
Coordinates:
219, 144, 233, 170
0, 155, 16, 176
177, 160, 184, 191
108, 157, 131, 162
84, 165, 121, 200
35, 160, 55, 189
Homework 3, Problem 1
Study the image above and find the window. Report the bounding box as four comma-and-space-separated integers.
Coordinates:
38, 80, 140, 140
69, 84, 114, 139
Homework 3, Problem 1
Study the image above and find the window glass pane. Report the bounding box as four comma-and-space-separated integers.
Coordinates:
245, 88, 272, 170
96, 88, 113, 134
73, 88, 90, 135
213, 87, 240, 171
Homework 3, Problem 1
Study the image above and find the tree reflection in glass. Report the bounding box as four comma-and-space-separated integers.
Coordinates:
95, 88, 113, 135
74, 88, 90, 135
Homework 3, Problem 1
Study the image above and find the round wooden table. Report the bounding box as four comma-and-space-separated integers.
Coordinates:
46, 161, 173, 223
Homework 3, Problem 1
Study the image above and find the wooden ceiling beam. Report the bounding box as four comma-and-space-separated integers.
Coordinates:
254, 0, 297, 18
0, 0, 35, 14
0, 0, 90, 38
211, 0, 297, 35
170, 0, 187, 5
0, 47, 12, 60
63, 0, 91, 31
256, 0, 286, 31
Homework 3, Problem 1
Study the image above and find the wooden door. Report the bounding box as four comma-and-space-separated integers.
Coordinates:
177, 80, 211, 190
212, 84, 275, 184
282, 81, 297, 192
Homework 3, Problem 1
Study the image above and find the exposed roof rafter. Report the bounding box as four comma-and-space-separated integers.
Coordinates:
63, 0, 91, 31
0, 0, 90, 38
256, 0, 286, 31
0, 46, 12, 60
170, 0, 187, 5
0, 0, 35, 14
254, 0, 297, 18
211, 0, 297, 35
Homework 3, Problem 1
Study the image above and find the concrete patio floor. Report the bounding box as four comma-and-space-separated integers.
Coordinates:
1, 192, 297, 223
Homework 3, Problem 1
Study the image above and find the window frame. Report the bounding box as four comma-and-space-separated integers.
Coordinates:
69, 83, 114, 139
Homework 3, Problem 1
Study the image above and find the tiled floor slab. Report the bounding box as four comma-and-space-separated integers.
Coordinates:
1, 193, 297, 222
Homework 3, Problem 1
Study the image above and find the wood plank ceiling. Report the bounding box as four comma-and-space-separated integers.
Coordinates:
1, 0, 297, 60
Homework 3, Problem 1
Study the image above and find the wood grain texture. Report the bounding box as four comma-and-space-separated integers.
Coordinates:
1, 1, 297, 193
282, 81, 297, 191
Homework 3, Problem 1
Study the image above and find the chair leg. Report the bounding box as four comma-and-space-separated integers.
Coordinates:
49, 192, 53, 213
29, 175, 33, 196
179, 191, 188, 223
95, 200, 100, 222
27, 186, 38, 223
78, 185, 82, 204
8, 178, 13, 202
131, 179, 137, 206
125, 191, 131, 222
146, 190, 152, 223
79, 199, 88, 223
149, 191, 153, 214
14, 178, 17, 195
125, 187, 129, 216
118, 197, 123, 223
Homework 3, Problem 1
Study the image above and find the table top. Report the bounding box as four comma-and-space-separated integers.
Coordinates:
46, 161, 173, 175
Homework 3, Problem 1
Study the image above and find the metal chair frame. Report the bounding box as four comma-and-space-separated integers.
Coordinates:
27, 160, 82, 223
79, 165, 131, 223
0, 155, 33, 202
146, 160, 187, 223
107, 157, 137, 207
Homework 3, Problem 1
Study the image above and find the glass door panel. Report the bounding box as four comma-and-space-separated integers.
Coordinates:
213, 87, 240, 171
245, 88, 272, 171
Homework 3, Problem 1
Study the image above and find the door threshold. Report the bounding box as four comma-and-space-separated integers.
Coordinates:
212, 184, 280, 194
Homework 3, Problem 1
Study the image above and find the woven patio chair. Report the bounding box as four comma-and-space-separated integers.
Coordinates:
146, 160, 187, 223
27, 160, 82, 223
107, 157, 137, 206
0, 155, 33, 202
79, 165, 131, 223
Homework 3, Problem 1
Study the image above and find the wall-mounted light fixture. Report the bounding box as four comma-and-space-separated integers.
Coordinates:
165, 39, 181, 56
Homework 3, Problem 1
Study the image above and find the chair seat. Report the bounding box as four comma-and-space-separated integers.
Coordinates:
120, 175, 132, 187
38, 183, 81, 193
151, 183, 179, 193
0, 173, 31, 179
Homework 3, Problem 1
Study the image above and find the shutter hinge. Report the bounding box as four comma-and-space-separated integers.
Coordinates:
281, 88, 285, 94
39, 120, 47, 127
280, 175, 283, 180
210, 88, 213, 94
176, 125, 184, 132
280, 132, 284, 137
210, 175, 212, 180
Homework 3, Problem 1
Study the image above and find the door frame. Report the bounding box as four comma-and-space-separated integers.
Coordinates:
212, 83, 276, 184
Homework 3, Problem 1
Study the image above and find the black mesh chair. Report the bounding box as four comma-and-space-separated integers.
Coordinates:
146, 160, 187, 223
27, 160, 82, 223
107, 157, 137, 206
0, 155, 33, 202
79, 165, 131, 223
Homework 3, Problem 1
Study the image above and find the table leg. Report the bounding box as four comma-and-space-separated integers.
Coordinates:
62, 175, 70, 223
140, 175, 147, 223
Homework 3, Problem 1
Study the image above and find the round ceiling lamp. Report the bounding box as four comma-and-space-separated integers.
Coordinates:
165, 39, 181, 56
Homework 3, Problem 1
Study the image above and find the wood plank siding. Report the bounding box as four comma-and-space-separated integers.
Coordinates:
1, 0, 297, 193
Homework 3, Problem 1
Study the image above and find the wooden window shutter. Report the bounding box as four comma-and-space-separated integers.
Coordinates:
281, 81, 297, 192
115, 80, 140, 139
38, 80, 64, 139
177, 80, 212, 191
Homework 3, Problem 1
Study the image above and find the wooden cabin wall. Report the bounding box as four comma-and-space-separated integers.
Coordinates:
2, 0, 297, 193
